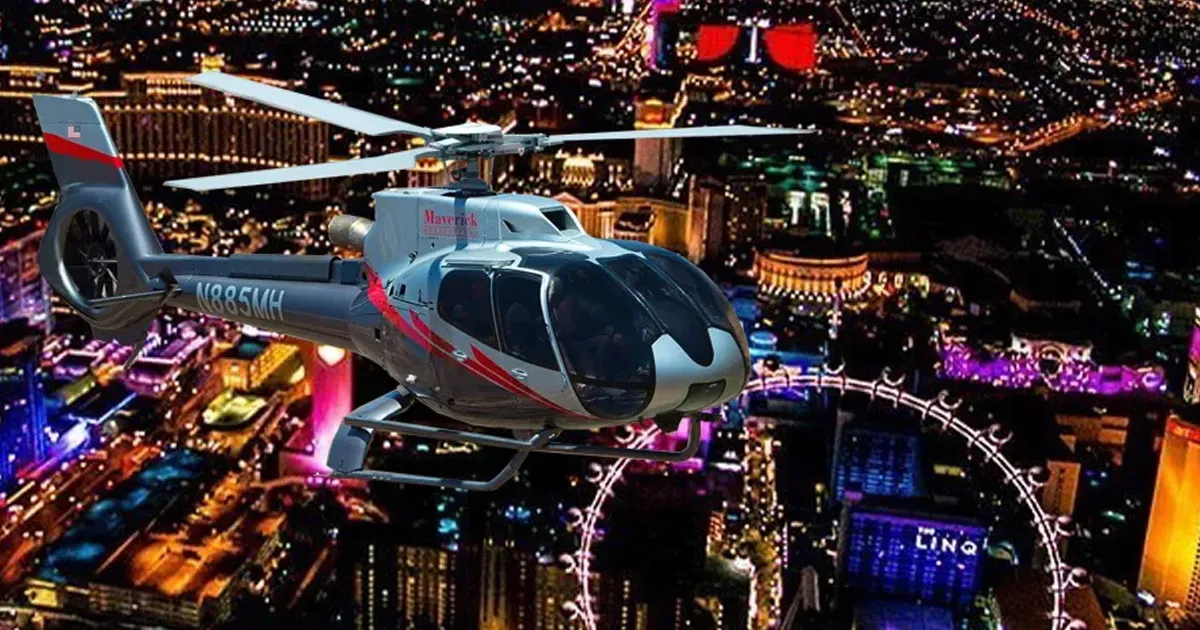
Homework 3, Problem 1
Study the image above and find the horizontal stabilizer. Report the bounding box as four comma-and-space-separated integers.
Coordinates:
165, 147, 437, 191
188, 72, 433, 138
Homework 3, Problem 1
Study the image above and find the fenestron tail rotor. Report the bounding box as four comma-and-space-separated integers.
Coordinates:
164, 71, 815, 192
63, 209, 121, 300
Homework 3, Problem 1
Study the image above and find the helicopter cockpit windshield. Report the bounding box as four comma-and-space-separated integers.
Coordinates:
501, 244, 749, 419
510, 249, 659, 418
547, 259, 659, 418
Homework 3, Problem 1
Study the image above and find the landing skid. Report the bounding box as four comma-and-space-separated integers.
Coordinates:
326, 388, 703, 490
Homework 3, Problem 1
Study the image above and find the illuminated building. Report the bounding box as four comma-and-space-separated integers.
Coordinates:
610, 197, 690, 251
838, 503, 987, 610
534, 151, 632, 192
350, 536, 461, 630
395, 545, 458, 627
705, 506, 726, 555
479, 545, 520, 628
123, 321, 212, 397
688, 176, 727, 265
832, 415, 925, 502
723, 176, 768, 270
554, 193, 696, 260
647, 0, 681, 69
0, 322, 48, 487
1039, 458, 1081, 518
215, 338, 301, 392
1054, 411, 1129, 465
282, 343, 351, 474
1139, 413, 1200, 613
852, 600, 954, 630
1185, 307, 1200, 403
201, 389, 268, 429
0, 222, 50, 330
0, 60, 330, 199
754, 249, 870, 305
595, 574, 649, 630
633, 97, 681, 188
532, 563, 575, 630
479, 547, 575, 630
554, 193, 617, 239
408, 156, 449, 189
24, 450, 262, 629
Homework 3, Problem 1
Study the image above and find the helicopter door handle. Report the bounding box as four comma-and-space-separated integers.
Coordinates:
452, 350, 468, 362
511, 368, 528, 381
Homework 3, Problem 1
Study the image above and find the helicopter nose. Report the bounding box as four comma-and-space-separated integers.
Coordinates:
647, 327, 748, 414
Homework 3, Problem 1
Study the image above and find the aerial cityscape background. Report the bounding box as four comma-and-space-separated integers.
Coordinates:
0, 0, 1198, 629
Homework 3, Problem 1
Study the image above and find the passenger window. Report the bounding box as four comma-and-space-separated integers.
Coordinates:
437, 270, 498, 348
494, 272, 558, 370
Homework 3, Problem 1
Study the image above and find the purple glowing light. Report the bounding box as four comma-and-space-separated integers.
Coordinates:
937, 338, 1166, 395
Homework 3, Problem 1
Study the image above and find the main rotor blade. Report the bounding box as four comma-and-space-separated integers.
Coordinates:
545, 125, 812, 144
189, 72, 434, 138
165, 147, 438, 191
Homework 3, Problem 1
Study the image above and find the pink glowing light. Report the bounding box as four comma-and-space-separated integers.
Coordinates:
282, 344, 352, 475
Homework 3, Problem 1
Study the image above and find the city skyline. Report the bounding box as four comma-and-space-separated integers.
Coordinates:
0, 0, 1197, 629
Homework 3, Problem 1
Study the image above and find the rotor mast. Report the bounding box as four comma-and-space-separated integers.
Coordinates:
446, 158, 492, 193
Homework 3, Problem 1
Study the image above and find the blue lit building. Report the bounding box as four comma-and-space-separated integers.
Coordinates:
0, 323, 48, 488
0, 223, 51, 331
853, 600, 955, 630
832, 415, 925, 502
838, 503, 988, 610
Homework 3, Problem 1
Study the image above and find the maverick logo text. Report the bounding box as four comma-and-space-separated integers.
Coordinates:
421, 209, 479, 238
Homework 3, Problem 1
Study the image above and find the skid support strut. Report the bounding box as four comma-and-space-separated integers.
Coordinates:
326, 387, 704, 490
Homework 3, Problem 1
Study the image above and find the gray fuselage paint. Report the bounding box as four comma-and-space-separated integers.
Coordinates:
171, 275, 362, 349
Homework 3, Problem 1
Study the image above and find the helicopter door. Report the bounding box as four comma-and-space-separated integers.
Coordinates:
491, 269, 568, 411
431, 268, 511, 418
431, 267, 566, 423
376, 270, 439, 393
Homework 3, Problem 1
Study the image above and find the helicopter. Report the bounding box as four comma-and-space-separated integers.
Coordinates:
33, 72, 810, 490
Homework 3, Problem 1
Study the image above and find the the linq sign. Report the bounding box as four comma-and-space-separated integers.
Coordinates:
913, 526, 981, 557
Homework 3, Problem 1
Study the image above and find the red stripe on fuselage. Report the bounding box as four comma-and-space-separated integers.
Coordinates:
408, 311, 456, 355
365, 267, 429, 351
364, 266, 586, 418
412, 312, 583, 418
43, 133, 125, 170
466, 342, 579, 416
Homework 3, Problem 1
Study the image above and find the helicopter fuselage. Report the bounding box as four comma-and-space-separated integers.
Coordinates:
353, 187, 750, 430
162, 187, 750, 431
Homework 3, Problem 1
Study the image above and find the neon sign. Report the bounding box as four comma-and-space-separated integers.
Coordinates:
914, 526, 980, 556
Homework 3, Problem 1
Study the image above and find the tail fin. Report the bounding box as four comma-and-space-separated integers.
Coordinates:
33, 95, 167, 344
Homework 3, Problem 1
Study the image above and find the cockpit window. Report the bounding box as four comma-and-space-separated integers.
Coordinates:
600, 255, 714, 367
642, 250, 737, 332
494, 272, 558, 370
542, 207, 579, 232
610, 241, 751, 376
548, 260, 658, 418
437, 270, 498, 348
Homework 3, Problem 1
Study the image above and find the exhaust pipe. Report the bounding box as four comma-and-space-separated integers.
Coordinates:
328, 214, 373, 251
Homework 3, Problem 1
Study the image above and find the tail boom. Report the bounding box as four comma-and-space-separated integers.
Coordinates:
143, 254, 368, 350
